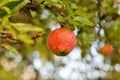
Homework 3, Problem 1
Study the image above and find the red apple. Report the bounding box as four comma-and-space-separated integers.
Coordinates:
47, 28, 76, 56
100, 44, 113, 55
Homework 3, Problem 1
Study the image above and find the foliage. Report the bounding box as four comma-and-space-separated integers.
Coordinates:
0, 0, 120, 80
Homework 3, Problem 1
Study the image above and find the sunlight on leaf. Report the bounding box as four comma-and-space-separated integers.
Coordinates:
2, 44, 19, 56
10, 23, 44, 32
74, 16, 93, 26
17, 34, 34, 44
1, 6, 11, 14
44, 0, 64, 8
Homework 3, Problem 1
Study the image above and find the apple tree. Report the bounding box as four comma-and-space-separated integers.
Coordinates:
0, 0, 120, 80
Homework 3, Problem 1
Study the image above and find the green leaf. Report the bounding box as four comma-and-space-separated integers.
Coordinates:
2, 44, 19, 56
30, 10, 37, 18
10, 23, 44, 33
68, 19, 81, 26
0, 0, 18, 7
11, 0, 29, 14
70, 2, 78, 9
44, 0, 64, 8
64, 1, 74, 17
0, 0, 29, 18
46, 0, 61, 3
52, 14, 64, 22
74, 10, 86, 16
1, 6, 11, 14
73, 16, 93, 26
17, 34, 34, 44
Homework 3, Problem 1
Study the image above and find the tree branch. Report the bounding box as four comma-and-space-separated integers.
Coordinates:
0, 31, 45, 43
97, 0, 103, 37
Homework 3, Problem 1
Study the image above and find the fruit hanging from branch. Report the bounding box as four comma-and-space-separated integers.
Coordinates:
47, 28, 76, 56
100, 44, 113, 56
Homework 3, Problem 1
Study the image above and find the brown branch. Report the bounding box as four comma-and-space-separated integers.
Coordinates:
31, 32, 46, 39
0, 31, 12, 38
0, 31, 45, 43
97, 0, 103, 37
34, 69, 39, 80
97, 0, 111, 44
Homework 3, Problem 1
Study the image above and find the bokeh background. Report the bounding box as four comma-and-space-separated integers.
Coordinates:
0, 0, 120, 80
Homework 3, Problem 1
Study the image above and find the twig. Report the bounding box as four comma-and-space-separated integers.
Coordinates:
31, 32, 46, 39
34, 69, 39, 80
97, 0, 111, 42
97, 0, 102, 37
0, 31, 45, 43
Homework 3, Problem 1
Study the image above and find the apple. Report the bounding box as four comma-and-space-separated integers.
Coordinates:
47, 28, 76, 56
100, 44, 113, 55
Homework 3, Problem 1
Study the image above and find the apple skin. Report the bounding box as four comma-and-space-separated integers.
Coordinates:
100, 44, 113, 55
47, 28, 76, 56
